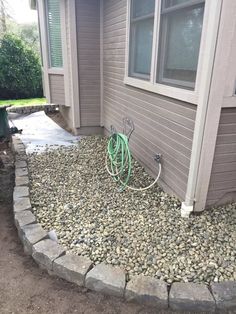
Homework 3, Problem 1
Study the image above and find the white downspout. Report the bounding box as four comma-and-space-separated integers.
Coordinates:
181, 0, 223, 218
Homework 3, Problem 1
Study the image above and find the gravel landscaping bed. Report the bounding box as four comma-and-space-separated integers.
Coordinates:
28, 136, 236, 285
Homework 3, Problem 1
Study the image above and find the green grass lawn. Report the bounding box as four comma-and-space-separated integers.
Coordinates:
0, 98, 46, 107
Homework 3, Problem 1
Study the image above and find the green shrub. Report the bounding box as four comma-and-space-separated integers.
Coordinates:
0, 33, 43, 100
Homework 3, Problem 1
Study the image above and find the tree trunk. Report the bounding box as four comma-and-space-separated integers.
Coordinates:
0, 0, 7, 34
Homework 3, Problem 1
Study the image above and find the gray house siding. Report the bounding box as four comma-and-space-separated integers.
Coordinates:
204, 2, 236, 209
206, 108, 236, 207
103, 0, 197, 200
59, 105, 74, 131
49, 74, 65, 105
76, 0, 100, 127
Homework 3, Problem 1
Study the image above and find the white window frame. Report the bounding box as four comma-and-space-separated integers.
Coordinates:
124, 0, 222, 104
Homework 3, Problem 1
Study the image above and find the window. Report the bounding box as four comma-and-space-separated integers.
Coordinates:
157, 0, 204, 89
129, 0, 155, 79
126, 0, 217, 102
46, 0, 63, 68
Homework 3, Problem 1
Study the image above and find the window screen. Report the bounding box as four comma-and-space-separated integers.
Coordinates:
129, 0, 155, 79
46, 0, 63, 68
157, 0, 205, 89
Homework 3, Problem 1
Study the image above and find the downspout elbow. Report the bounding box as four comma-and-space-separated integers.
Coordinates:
181, 201, 194, 218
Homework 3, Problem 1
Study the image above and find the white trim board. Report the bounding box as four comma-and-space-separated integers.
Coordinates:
100, 0, 104, 127
124, 77, 198, 104
60, 0, 70, 108
37, 0, 51, 103
183, 0, 222, 210
67, 0, 81, 128
194, 1, 236, 211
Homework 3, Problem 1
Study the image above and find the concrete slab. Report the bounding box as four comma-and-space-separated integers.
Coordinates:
11, 111, 79, 154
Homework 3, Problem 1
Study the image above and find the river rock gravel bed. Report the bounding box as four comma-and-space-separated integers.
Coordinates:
28, 136, 236, 285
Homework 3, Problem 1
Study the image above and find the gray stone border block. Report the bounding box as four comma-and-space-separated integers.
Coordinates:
85, 262, 126, 298
15, 160, 27, 168
125, 275, 168, 309
169, 282, 215, 312
15, 167, 28, 177
13, 145, 26, 156
14, 197, 31, 212
53, 254, 93, 286
12, 137, 22, 145
20, 223, 48, 255
14, 143, 25, 150
32, 239, 66, 270
8, 104, 58, 114
211, 281, 236, 310
13, 186, 29, 203
15, 176, 29, 187
15, 155, 27, 162
14, 210, 36, 231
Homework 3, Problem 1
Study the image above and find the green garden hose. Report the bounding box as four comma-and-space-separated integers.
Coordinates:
106, 132, 162, 191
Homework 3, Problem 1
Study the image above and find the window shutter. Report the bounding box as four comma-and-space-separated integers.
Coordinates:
47, 0, 63, 68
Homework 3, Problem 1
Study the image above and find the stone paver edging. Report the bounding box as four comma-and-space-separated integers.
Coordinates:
8, 104, 58, 115
11, 136, 236, 312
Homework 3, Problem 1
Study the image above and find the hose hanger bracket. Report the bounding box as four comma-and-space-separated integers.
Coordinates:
122, 117, 135, 141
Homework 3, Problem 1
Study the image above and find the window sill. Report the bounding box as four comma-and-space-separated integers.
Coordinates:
124, 77, 198, 105
222, 96, 236, 108
48, 68, 64, 75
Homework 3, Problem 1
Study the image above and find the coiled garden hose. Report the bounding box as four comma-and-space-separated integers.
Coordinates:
106, 133, 162, 191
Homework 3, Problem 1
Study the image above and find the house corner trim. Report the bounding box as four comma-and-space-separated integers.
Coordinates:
183, 0, 222, 212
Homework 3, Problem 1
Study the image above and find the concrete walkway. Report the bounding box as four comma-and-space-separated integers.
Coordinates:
9, 111, 79, 154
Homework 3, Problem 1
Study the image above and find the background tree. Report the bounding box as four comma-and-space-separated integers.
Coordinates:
0, 1, 43, 100
19, 23, 40, 54
0, 33, 43, 99
7, 20, 40, 54
0, 0, 11, 35
0, 0, 7, 34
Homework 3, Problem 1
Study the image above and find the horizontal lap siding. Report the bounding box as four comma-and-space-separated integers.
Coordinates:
207, 108, 236, 206
49, 74, 65, 105
103, 0, 196, 200
76, 0, 100, 127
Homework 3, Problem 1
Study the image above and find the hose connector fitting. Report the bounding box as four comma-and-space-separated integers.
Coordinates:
154, 154, 162, 163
